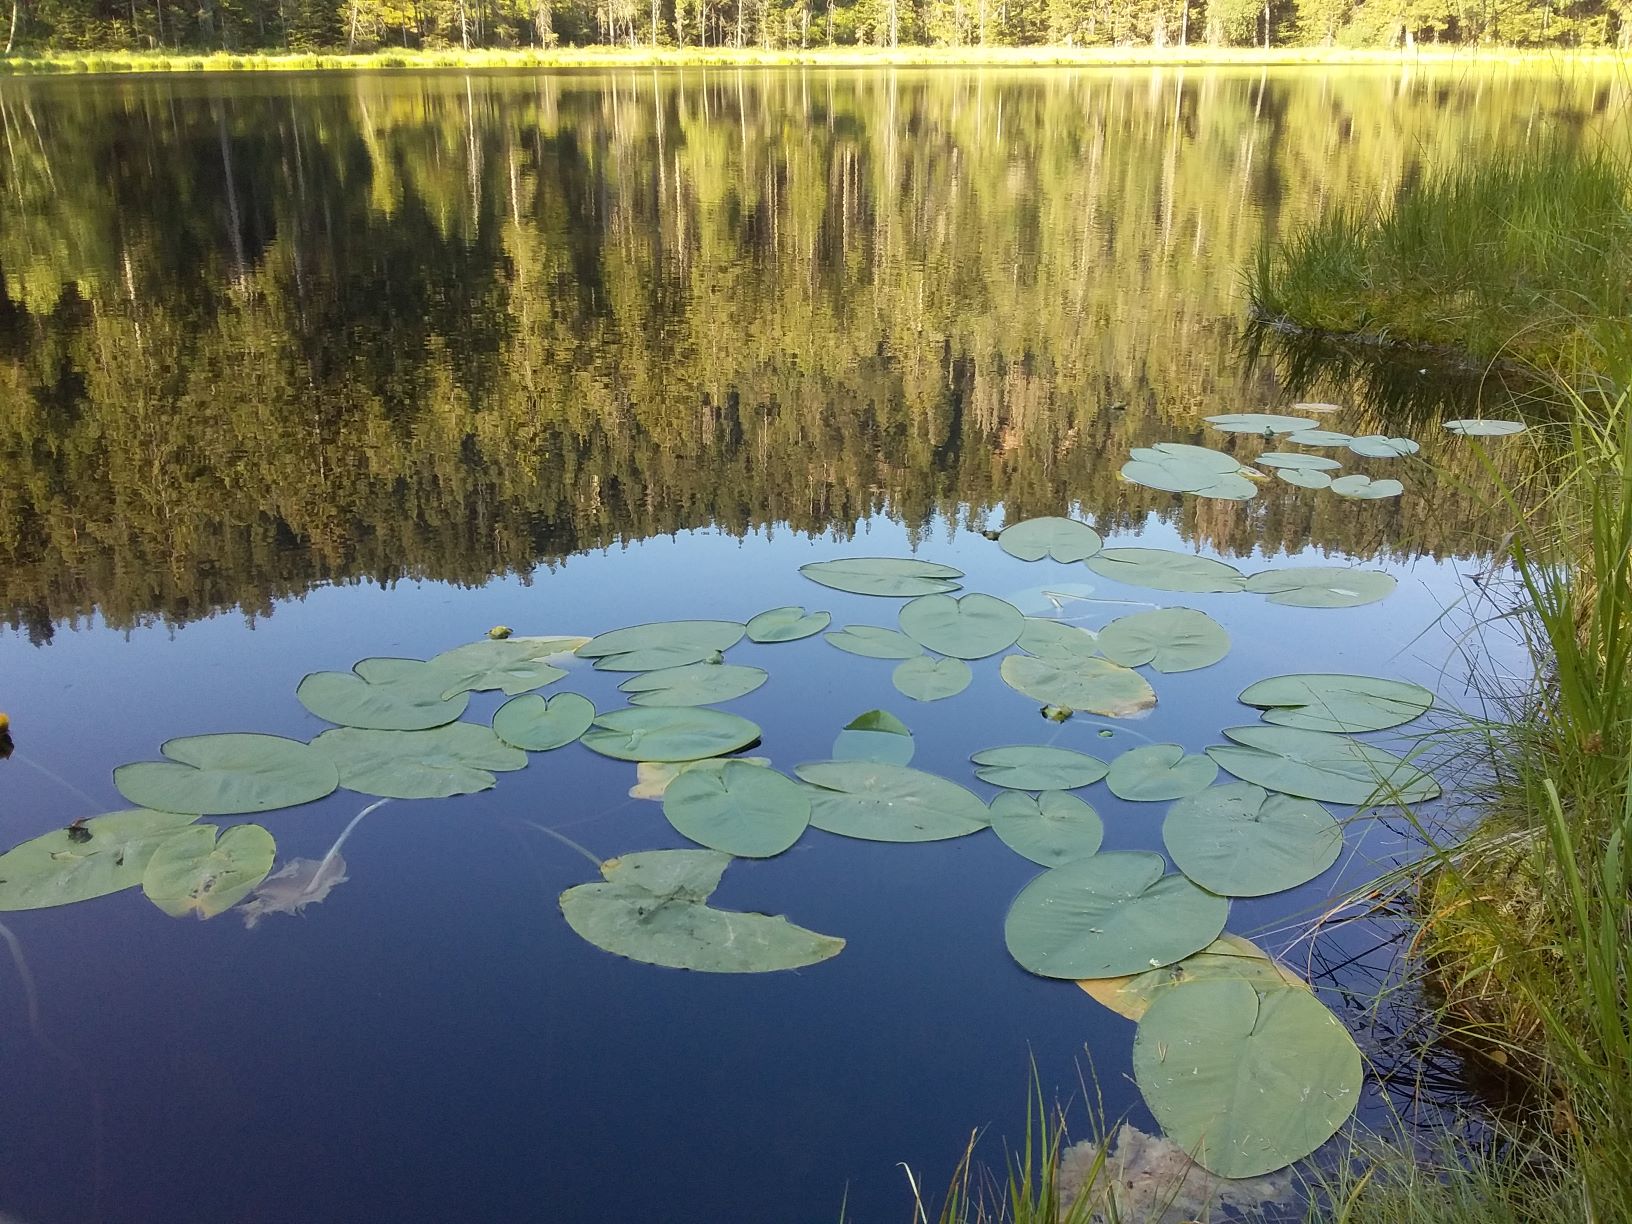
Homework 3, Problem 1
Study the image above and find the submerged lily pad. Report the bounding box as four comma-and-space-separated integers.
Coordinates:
1105, 744, 1219, 801
618, 662, 768, 707
1164, 782, 1343, 896
114, 734, 340, 816
1133, 978, 1362, 1178
745, 606, 831, 643
1330, 474, 1404, 500
662, 762, 810, 858
972, 745, 1109, 790
1004, 851, 1228, 979
1254, 453, 1342, 472
1000, 655, 1157, 717
560, 849, 843, 973
239, 852, 350, 929
313, 724, 528, 798
824, 625, 924, 659
832, 710, 915, 765
796, 761, 989, 842
1285, 429, 1353, 448
492, 692, 596, 751
1095, 608, 1229, 673
1003, 583, 1098, 616
988, 791, 1103, 867
297, 658, 469, 731
1205, 413, 1318, 434
142, 823, 277, 919
1445, 419, 1526, 437
892, 656, 973, 702
1017, 618, 1101, 664
581, 708, 762, 763
0, 810, 199, 911
428, 636, 585, 696
799, 557, 963, 597
1277, 468, 1333, 490
998, 517, 1104, 563
1077, 933, 1308, 1021
1207, 725, 1440, 805
1347, 435, 1420, 459
576, 622, 744, 672
1239, 674, 1434, 733
1087, 548, 1246, 594
1245, 566, 1396, 608
898, 593, 1023, 659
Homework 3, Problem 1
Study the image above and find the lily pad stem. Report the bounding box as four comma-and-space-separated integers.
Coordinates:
515, 819, 604, 869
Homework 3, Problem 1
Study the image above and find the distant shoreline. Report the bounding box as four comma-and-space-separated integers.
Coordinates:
3, 45, 1630, 77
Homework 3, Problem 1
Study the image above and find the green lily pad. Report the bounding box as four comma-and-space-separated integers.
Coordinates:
898, 593, 1023, 659
1445, 419, 1526, 437
1206, 725, 1440, 805
1133, 977, 1362, 1178
312, 724, 528, 798
1254, 453, 1341, 471
0, 810, 199, 911
1244, 566, 1396, 608
617, 662, 768, 707
999, 654, 1157, 717
799, 557, 963, 597
1086, 548, 1246, 594
662, 762, 810, 858
1105, 744, 1219, 801
1017, 618, 1101, 664
1347, 435, 1420, 458
832, 710, 915, 765
628, 756, 770, 801
142, 823, 277, 919
824, 625, 924, 659
575, 622, 744, 672
1077, 933, 1308, 1020
1004, 851, 1228, 979
998, 517, 1104, 563
892, 656, 973, 702
1163, 782, 1343, 897
745, 606, 831, 643
1239, 674, 1434, 733
1095, 608, 1229, 673
1122, 445, 1259, 501
988, 791, 1103, 867
560, 849, 844, 973
296, 658, 469, 731
114, 734, 340, 816
1205, 413, 1318, 434
580, 708, 762, 763
427, 636, 584, 696
971, 745, 1109, 790
1330, 474, 1404, 500
796, 761, 989, 842
1285, 429, 1353, 447
1277, 468, 1334, 490
492, 692, 596, 751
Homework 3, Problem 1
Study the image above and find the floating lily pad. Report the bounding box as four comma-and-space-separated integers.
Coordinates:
1003, 583, 1099, 616
1239, 674, 1434, 733
832, 710, 915, 765
1003, 851, 1228, 979
745, 606, 831, 643
1290, 401, 1343, 414
824, 625, 924, 659
142, 823, 277, 919
296, 658, 469, 731
1245, 566, 1396, 608
796, 761, 989, 842
799, 557, 963, 597
1133, 978, 1362, 1178
492, 692, 596, 751
998, 517, 1104, 563
1017, 618, 1101, 664
1277, 468, 1333, 490
1255, 452, 1342, 472
1207, 725, 1440, 805
1205, 413, 1318, 434
898, 593, 1023, 659
1285, 429, 1353, 448
972, 745, 1109, 790
0, 810, 199, 911
892, 656, 973, 702
1330, 474, 1404, 500
988, 791, 1103, 867
1096, 608, 1228, 673
114, 734, 340, 816
618, 662, 768, 707
1163, 782, 1343, 897
1445, 419, 1526, 437
628, 756, 770, 801
1347, 435, 1420, 459
1000, 655, 1157, 717
1087, 548, 1246, 594
662, 762, 810, 858
1106, 744, 1219, 801
560, 849, 843, 973
581, 708, 762, 763
576, 622, 744, 672
313, 724, 528, 798
428, 636, 585, 696
1077, 933, 1308, 1020
1122, 444, 1258, 501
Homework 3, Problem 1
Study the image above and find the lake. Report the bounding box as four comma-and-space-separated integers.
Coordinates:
0, 63, 1622, 1224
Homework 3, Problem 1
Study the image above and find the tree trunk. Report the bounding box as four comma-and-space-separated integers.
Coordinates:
458, 0, 469, 48
5, 0, 19, 54
651, 0, 658, 45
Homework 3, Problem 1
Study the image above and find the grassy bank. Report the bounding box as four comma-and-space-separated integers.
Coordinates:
2, 45, 1631, 76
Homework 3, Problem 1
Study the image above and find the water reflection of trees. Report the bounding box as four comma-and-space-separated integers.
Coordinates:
0, 67, 1614, 636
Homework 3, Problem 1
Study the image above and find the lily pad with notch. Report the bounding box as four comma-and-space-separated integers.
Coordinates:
1330, 474, 1403, 500
114, 733, 340, 816
1285, 429, 1353, 448
1017, 618, 1100, 664
745, 606, 831, 643
898, 592, 1023, 659
999, 655, 1156, 717
824, 625, 924, 660
832, 710, 915, 766
313, 724, 528, 798
142, 823, 277, 919
1255, 453, 1342, 472
1347, 435, 1420, 459
1105, 744, 1219, 801
988, 791, 1103, 867
1205, 413, 1318, 434
296, 658, 469, 731
428, 636, 586, 696
0, 810, 199, 911
1277, 469, 1333, 490
581, 708, 762, 763
1206, 725, 1440, 805
796, 761, 989, 842
1086, 548, 1247, 594
1163, 782, 1343, 896
972, 744, 1109, 790
799, 557, 963, 598
492, 692, 596, 751
1446, 419, 1526, 437
575, 622, 744, 673
1096, 608, 1228, 673
618, 662, 768, 707
1238, 674, 1433, 733
1077, 932, 1309, 1021
662, 761, 811, 858
892, 656, 972, 702
998, 517, 1104, 563
1244, 566, 1396, 608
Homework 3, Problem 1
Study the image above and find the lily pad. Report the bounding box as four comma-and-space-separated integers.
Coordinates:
1000, 655, 1157, 717
799, 557, 963, 597
998, 517, 1104, 563
1122, 445, 1258, 501
114, 734, 340, 816
1330, 474, 1404, 500
560, 849, 843, 973
1095, 608, 1228, 673
581, 708, 762, 763
796, 761, 990, 842
832, 710, 915, 765
0, 810, 199, 911
824, 625, 924, 659
892, 656, 973, 702
1277, 468, 1333, 490
142, 823, 277, 919
1285, 429, 1353, 447
296, 658, 470, 731
1105, 744, 1219, 801
312, 724, 528, 798
618, 662, 768, 707
428, 636, 585, 696
745, 606, 831, 643
898, 593, 1023, 659
1077, 933, 1308, 1020
1133, 978, 1362, 1178
972, 745, 1109, 790
1003, 851, 1228, 979
1445, 419, 1526, 437
1086, 548, 1246, 594
1163, 782, 1343, 897
1239, 674, 1434, 733
1347, 435, 1420, 458
1290, 401, 1344, 414
628, 756, 770, 801
662, 762, 810, 858
1254, 453, 1342, 472
988, 791, 1103, 867
492, 692, 596, 751
1244, 566, 1396, 608
1205, 413, 1318, 434
575, 622, 744, 672
1017, 618, 1101, 664
1206, 725, 1440, 805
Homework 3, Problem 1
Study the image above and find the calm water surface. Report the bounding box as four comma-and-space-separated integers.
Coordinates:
0, 65, 1622, 1224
